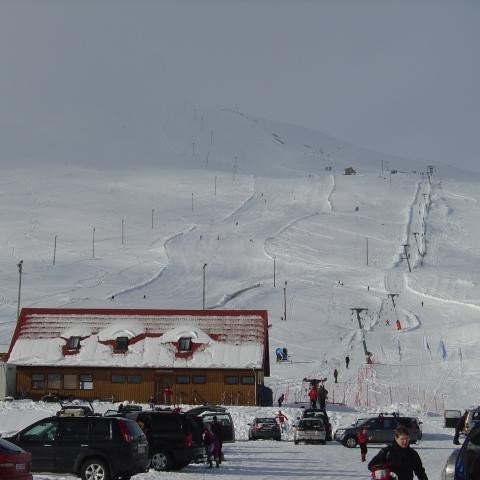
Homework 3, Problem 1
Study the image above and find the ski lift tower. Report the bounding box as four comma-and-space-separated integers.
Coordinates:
351, 308, 370, 357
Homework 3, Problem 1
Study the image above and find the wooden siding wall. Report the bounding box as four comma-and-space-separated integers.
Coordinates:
15, 367, 264, 406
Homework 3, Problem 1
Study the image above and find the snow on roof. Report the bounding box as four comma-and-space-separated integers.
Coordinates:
8, 308, 269, 370
160, 325, 211, 344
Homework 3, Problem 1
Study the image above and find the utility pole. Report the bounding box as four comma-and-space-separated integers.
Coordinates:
202, 263, 207, 309
351, 307, 369, 356
412, 232, 420, 254
16, 260, 23, 320
53, 234, 57, 265
403, 244, 412, 272
191, 193, 194, 212
366, 237, 369, 266
387, 293, 399, 310
388, 293, 400, 328
273, 257, 276, 287
283, 281, 287, 321
422, 193, 430, 211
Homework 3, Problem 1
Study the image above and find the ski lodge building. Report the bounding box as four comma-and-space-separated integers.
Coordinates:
7, 308, 270, 406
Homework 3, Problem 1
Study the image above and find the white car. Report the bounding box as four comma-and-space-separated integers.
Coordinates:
294, 418, 326, 445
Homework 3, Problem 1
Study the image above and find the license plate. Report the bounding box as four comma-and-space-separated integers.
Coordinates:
16, 463, 26, 470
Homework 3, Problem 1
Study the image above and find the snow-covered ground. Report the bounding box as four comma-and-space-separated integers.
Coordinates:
0, 398, 453, 480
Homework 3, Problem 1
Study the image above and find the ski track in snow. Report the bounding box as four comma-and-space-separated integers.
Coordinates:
263, 175, 334, 261
108, 225, 196, 299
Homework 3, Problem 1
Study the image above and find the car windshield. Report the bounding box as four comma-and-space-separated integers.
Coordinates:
256, 418, 276, 424
203, 414, 231, 425
305, 411, 324, 418
0, 438, 22, 453
300, 419, 323, 428
355, 418, 369, 426
121, 419, 145, 440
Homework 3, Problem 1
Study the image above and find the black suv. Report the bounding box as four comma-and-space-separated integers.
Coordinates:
302, 409, 333, 441
334, 413, 422, 448
5, 415, 149, 480
123, 410, 205, 471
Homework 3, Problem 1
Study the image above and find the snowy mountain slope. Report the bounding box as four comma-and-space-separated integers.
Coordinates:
1, 106, 480, 417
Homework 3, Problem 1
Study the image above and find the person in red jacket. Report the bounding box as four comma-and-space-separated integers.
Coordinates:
357, 428, 368, 462
163, 384, 173, 405
308, 386, 318, 410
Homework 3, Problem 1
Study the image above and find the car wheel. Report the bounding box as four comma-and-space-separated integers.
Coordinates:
81, 458, 110, 480
151, 451, 173, 471
344, 436, 358, 448
294, 440, 299, 445
321, 440, 326, 445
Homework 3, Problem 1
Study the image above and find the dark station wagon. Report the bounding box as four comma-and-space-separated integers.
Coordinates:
4, 415, 148, 480
334, 413, 422, 448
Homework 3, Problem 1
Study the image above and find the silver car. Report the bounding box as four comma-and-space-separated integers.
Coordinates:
294, 418, 326, 445
464, 407, 480, 435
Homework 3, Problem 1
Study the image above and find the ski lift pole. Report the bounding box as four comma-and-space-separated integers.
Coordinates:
403, 244, 412, 272
351, 308, 369, 356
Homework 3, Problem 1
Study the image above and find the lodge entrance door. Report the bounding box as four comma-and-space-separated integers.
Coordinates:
154, 375, 173, 405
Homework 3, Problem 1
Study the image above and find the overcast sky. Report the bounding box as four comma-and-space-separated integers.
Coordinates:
1, 0, 478, 172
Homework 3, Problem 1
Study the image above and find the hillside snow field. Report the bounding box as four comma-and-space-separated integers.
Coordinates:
1, 109, 480, 479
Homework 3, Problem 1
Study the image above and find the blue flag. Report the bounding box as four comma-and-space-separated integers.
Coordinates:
438, 340, 447, 361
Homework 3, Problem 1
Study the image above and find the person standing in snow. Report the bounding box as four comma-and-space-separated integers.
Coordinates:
209, 416, 223, 467
368, 426, 429, 480
275, 411, 289, 433
357, 428, 368, 462
278, 393, 285, 408
453, 411, 467, 445
317, 383, 328, 410
308, 385, 318, 410
345, 355, 350, 369
333, 368, 338, 383
163, 384, 173, 405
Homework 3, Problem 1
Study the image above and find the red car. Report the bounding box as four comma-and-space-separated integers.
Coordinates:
0, 437, 32, 480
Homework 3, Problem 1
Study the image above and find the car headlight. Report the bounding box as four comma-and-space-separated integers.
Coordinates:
335, 429, 346, 438
442, 462, 455, 480
442, 451, 458, 480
